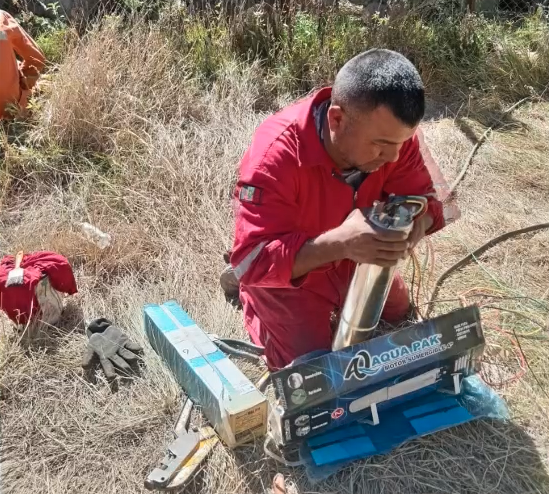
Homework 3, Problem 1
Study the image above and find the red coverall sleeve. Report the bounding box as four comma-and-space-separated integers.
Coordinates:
230, 156, 310, 288
4, 11, 45, 89
382, 134, 445, 235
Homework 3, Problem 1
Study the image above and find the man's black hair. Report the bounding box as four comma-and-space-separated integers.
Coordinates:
332, 48, 425, 127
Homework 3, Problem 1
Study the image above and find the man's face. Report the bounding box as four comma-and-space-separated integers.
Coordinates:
327, 104, 418, 172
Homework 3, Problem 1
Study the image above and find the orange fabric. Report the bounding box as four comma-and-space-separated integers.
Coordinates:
0, 10, 45, 119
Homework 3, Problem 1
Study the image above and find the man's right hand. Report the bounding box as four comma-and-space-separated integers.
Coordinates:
291, 209, 410, 279
336, 209, 410, 267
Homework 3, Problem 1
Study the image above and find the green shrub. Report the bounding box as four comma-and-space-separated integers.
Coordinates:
37, 28, 73, 65
35, 3, 549, 105
211, 4, 549, 101
14, 2, 66, 38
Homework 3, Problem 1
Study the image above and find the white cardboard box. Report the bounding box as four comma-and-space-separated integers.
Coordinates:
144, 300, 268, 448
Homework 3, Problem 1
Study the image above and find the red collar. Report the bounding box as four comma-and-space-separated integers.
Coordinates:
294, 87, 337, 170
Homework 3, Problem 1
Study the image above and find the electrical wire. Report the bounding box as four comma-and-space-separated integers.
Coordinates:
418, 294, 549, 309
409, 253, 416, 309
448, 292, 528, 387
481, 298, 549, 401
509, 323, 549, 403
263, 435, 303, 467
459, 287, 504, 297
424, 237, 436, 303
481, 305, 546, 336
463, 298, 549, 396
479, 323, 527, 388
415, 241, 431, 309
410, 251, 424, 319
426, 222, 549, 317
411, 248, 547, 394
458, 287, 549, 307
413, 96, 549, 391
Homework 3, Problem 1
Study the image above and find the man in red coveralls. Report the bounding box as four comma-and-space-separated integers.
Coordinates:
226, 49, 445, 370
0, 9, 45, 119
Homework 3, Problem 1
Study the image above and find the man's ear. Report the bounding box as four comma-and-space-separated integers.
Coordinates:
327, 105, 345, 132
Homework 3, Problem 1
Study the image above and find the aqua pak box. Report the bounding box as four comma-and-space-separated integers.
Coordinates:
144, 300, 268, 448
270, 306, 485, 445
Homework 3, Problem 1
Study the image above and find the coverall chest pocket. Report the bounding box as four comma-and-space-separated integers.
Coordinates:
297, 172, 356, 237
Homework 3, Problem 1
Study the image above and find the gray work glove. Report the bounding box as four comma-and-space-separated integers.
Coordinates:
82, 318, 143, 380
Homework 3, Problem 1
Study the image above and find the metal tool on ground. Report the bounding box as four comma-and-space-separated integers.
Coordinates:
5, 251, 25, 287
207, 333, 265, 361
332, 195, 428, 351
207, 333, 271, 392
145, 397, 219, 491
255, 370, 271, 393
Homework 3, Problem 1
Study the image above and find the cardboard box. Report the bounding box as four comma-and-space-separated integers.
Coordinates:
144, 300, 268, 448
270, 306, 485, 445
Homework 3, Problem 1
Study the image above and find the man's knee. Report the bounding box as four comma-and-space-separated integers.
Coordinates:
260, 314, 333, 370
381, 273, 411, 323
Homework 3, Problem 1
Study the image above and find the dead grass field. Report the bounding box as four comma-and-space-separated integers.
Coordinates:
1, 18, 549, 494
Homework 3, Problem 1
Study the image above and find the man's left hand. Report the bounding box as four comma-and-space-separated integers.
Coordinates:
19, 69, 39, 91
407, 213, 433, 255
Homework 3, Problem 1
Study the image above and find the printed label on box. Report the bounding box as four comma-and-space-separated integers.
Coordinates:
234, 404, 266, 434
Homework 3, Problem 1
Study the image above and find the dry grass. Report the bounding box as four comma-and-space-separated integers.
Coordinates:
1, 18, 549, 494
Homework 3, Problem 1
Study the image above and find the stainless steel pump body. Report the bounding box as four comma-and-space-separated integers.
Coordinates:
332, 195, 428, 351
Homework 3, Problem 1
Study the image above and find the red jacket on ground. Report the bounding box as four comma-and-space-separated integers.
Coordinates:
230, 87, 445, 369
0, 252, 77, 324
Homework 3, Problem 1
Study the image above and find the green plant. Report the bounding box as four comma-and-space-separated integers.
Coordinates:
15, 2, 66, 38
37, 27, 74, 64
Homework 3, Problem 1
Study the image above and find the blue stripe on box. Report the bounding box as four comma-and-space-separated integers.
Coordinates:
311, 436, 377, 466
410, 406, 474, 435
190, 350, 235, 392
189, 349, 227, 368
162, 301, 196, 327
145, 305, 179, 333
307, 425, 367, 448
403, 397, 460, 419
